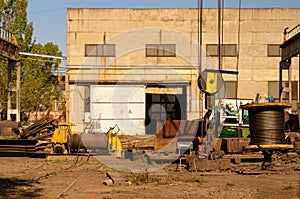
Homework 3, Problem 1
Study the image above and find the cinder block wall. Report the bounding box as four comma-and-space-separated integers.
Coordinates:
66, 8, 300, 126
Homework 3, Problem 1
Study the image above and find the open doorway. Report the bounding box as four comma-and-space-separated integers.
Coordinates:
145, 86, 186, 134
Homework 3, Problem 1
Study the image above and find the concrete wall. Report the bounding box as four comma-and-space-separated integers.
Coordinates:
66, 8, 300, 130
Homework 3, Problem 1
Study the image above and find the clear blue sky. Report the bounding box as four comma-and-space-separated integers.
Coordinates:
27, 0, 300, 56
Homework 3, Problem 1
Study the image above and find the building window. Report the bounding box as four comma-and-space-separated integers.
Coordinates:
206, 44, 237, 57
225, 81, 237, 99
146, 44, 176, 57
268, 81, 298, 100
146, 93, 182, 121
268, 81, 280, 99
267, 44, 281, 57
85, 44, 115, 57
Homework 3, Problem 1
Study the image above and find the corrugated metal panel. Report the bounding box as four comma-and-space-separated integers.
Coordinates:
90, 85, 145, 135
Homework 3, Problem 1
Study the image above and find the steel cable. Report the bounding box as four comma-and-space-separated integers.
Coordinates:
248, 108, 286, 145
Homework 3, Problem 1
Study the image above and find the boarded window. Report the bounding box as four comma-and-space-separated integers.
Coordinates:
267, 44, 281, 57
85, 44, 115, 57
206, 44, 237, 57
146, 44, 176, 57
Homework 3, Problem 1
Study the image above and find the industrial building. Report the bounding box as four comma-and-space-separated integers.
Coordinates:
66, 8, 300, 135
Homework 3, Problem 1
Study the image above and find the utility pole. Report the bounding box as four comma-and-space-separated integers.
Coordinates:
198, 0, 203, 118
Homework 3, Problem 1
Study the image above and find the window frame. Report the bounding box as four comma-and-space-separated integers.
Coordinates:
267, 44, 281, 57
224, 81, 238, 99
85, 44, 116, 57
146, 44, 176, 57
206, 44, 237, 57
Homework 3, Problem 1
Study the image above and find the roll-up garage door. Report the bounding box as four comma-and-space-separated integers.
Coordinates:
90, 85, 146, 135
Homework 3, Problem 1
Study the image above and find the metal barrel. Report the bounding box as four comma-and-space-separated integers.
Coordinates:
80, 133, 108, 150
69, 134, 83, 150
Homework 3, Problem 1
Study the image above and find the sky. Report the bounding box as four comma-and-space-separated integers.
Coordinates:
27, 0, 300, 56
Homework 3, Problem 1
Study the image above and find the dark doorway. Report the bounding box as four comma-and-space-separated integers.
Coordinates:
145, 86, 186, 134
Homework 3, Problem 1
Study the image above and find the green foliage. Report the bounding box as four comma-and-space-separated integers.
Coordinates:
188, 176, 206, 184
0, 58, 8, 108
21, 42, 62, 112
0, 0, 63, 114
226, 182, 235, 186
282, 182, 294, 190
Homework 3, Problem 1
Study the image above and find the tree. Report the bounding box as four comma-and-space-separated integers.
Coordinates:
21, 42, 63, 113
0, 0, 63, 118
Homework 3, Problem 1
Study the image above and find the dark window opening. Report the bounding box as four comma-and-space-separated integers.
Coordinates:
268, 81, 298, 100
85, 44, 115, 57
225, 81, 237, 99
267, 44, 281, 57
146, 44, 176, 57
206, 44, 237, 57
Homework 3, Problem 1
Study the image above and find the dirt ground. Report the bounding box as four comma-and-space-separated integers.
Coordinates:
0, 154, 299, 199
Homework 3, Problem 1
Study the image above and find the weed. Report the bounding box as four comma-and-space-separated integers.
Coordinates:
226, 182, 235, 186
188, 176, 205, 183
282, 182, 294, 190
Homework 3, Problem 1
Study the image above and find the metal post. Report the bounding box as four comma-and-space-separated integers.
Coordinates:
218, 0, 221, 71
7, 61, 12, 120
198, 0, 203, 118
16, 61, 20, 122
289, 62, 292, 105
279, 64, 282, 101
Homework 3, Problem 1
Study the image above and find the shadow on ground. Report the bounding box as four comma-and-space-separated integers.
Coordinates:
0, 178, 42, 198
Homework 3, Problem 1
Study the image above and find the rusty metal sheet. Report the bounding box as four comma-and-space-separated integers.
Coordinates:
156, 120, 203, 138
221, 138, 250, 153
281, 24, 300, 60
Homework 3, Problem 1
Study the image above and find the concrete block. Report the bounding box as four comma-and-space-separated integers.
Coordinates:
252, 69, 278, 81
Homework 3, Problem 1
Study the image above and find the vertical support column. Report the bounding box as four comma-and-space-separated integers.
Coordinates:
6, 60, 20, 122
7, 61, 12, 121
279, 60, 291, 101
198, 0, 203, 118
289, 63, 292, 105
16, 61, 20, 122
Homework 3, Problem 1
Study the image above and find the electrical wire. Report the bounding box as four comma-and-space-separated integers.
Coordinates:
218, 0, 221, 70
29, 8, 65, 15
236, 0, 242, 105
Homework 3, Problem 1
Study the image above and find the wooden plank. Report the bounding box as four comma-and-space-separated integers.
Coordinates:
154, 137, 177, 152
244, 144, 294, 150
241, 102, 291, 109
223, 153, 264, 161
187, 157, 231, 172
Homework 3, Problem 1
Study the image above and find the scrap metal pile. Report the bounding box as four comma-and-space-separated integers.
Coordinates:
0, 115, 59, 154
19, 117, 56, 140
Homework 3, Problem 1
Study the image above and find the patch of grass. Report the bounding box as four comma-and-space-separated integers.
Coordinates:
188, 176, 205, 183
226, 182, 235, 186
282, 182, 294, 190
53, 159, 69, 164
297, 157, 300, 164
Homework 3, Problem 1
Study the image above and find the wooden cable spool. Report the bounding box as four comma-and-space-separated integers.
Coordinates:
241, 102, 291, 145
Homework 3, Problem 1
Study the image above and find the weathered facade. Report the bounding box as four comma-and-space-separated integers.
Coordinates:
66, 8, 300, 135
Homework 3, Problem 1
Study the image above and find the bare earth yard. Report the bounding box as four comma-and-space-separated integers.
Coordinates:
0, 155, 299, 199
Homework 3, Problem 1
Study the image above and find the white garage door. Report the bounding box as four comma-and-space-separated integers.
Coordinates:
90, 85, 146, 135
